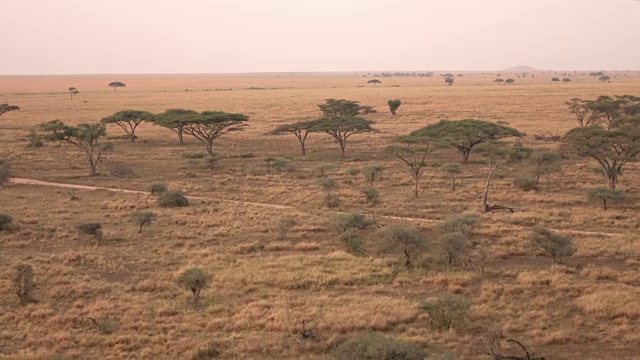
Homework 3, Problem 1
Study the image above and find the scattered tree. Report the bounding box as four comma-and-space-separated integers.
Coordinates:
419, 294, 471, 330
0, 104, 20, 117
158, 190, 189, 208
598, 75, 610, 83
445, 78, 454, 86
551, 77, 560, 83
346, 167, 361, 186
505, 78, 515, 85
367, 79, 381, 87
387, 99, 402, 116
529, 151, 562, 184
68, 87, 80, 100
13, 263, 35, 305
437, 214, 481, 236
494, 78, 504, 85
318, 99, 376, 117
440, 232, 469, 266
477, 141, 529, 213
177, 268, 209, 303
566, 98, 596, 127
37, 120, 111, 176
361, 187, 380, 205
378, 224, 427, 267
132, 211, 157, 233
441, 163, 461, 191
409, 119, 523, 164
270, 121, 312, 155
588, 187, 625, 210
153, 109, 200, 145
108, 81, 126, 92
276, 217, 297, 240
307, 116, 375, 157
562, 77, 572, 84
529, 226, 575, 263
387, 135, 439, 197
101, 110, 154, 142
183, 111, 249, 155
329, 212, 375, 234
76, 222, 103, 245
317, 175, 339, 208
149, 183, 168, 195
363, 165, 384, 187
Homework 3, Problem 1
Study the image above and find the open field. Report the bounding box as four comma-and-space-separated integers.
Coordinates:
1, 72, 640, 359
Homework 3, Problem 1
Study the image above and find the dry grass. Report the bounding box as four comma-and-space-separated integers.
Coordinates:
1, 72, 640, 359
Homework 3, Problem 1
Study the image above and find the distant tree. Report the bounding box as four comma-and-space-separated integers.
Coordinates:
317, 175, 339, 208
367, 79, 381, 87
363, 165, 384, 187
505, 78, 515, 85
445, 78, 454, 86
387, 99, 402, 116
441, 163, 461, 191
588, 187, 625, 210
37, 120, 111, 176
387, 135, 439, 197
346, 167, 361, 186
494, 78, 504, 85
562, 78, 572, 84
378, 224, 428, 268
68, 87, 80, 100
409, 119, 523, 164
551, 77, 560, 83
588, 95, 626, 130
562, 119, 640, 189
530, 226, 575, 264
12, 263, 35, 305
529, 151, 562, 184
598, 75, 610, 83
440, 232, 469, 266
108, 81, 126, 92
318, 99, 376, 117
329, 212, 375, 234
180, 111, 249, 155
307, 116, 375, 157
131, 211, 157, 233
153, 109, 199, 145
101, 110, 154, 142
270, 121, 312, 155
0, 104, 20, 117
176, 267, 209, 303
566, 98, 596, 127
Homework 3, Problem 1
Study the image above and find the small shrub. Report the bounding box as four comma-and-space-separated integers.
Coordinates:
340, 229, 365, 256
530, 226, 575, 263
420, 294, 471, 330
330, 332, 426, 360
13, 263, 35, 305
158, 190, 189, 208
361, 187, 379, 205
76, 222, 103, 238
26, 129, 44, 148
277, 217, 297, 240
363, 165, 384, 186
514, 176, 537, 191
0, 213, 13, 231
378, 224, 427, 268
587, 187, 625, 210
437, 214, 481, 236
329, 212, 375, 234
326, 194, 341, 208
107, 162, 135, 178
192, 343, 220, 359
132, 211, 157, 233
0, 160, 10, 186
239, 153, 255, 158
346, 167, 361, 186
149, 183, 168, 195
177, 267, 209, 302
272, 157, 295, 173
440, 232, 469, 266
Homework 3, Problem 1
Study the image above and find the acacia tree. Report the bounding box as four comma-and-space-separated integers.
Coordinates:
68, 87, 79, 100
388, 99, 402, 116
529, 151, 562, 184
566, 98, 596, 127
589, 96, 624, 129
378, 224, 428, 268
153, 109, 200, 145
477, 141, 529, 213
318, 99, 376, 117
445, 78, 454, 86
409, 119, 523, 163
562, 78, 572, 84
367, 79, 381, 87
108, 81, 126, 92
308, 116, 375, 157
387, 135, 439, 197
37, 120, 112, 176
101, 110, 154, 142
270, 121, 312, 155
563, 119, 640, 189
551, 77, 560, 83
505, 78, 515, 85
599, 75, 610, 83
494, 78, 504, 85
0, 104, 20, 117
180, 111, 249, 155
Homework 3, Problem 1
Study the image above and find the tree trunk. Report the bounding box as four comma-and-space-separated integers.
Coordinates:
462, 149, 470, 164
205, 141, 214, 155
608, 173, 617, 189
603, 198, 608, 210
483, 164, 499, 213
413, 172, 420, 198
88, 156, 98, 176
178, 128, 184, 145
339, 140, 347, 158
452, 177, 456, 192
404, 249, 411, 268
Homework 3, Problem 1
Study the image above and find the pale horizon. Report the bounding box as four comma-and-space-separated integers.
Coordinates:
2, 0, 639, 75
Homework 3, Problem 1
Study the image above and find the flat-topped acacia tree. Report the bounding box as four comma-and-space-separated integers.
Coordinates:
108, 81, 126, 92
36, 120, 111, 176
308, 116, 375, 157
0, 104, 20, 117
153, 109, 200, 145
101, 110, 155, 142
270, 120, 313, 155
410, 119, 523, 164
181, 111, 249, 155
318, 99, 376, 117
387, 134, 439, 197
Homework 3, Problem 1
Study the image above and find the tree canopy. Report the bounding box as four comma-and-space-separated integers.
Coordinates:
308, 116, 375, 157
182, 111, 249, 154
409, 119, 523, 163
387, 134, 440, 197
318, 99, 376, 117
388, 99, 402, 116
367, 79, 381, 87
505, 78, 515, 85
0, 104, 20, 117
445, 78, 454, 86
101, 110, 155, 142
270, 121, 313, 155
551, 77, 560, 83
108, 81, 126, 91
494, 78, 504, 84
153, 109, 201, 145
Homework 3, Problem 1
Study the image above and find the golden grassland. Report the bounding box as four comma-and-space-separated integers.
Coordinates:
1, 72, 640, 359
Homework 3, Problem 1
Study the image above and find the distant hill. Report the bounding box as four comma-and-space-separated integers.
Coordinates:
502, 65, 540, 72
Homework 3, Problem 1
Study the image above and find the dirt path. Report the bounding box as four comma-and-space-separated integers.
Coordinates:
8, 177, 625, 238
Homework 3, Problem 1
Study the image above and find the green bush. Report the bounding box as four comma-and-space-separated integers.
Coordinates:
437, 214, 481, 236
132, 211, 157, 233
514, 176, 537, 191
420, 294, 471, 330
149, 183, 168, 195
76, 222, 103, 237
530, 226, 575, 263
361, 187, 379, 205
440, 232, 469, 266
177, 267, 209, 302
158, 190, 189, 208
330, 332, 426, 360
0, 213, 13, 231
588, 187, 625, 210
329, 212, 376, 234
340, 229, 366, 256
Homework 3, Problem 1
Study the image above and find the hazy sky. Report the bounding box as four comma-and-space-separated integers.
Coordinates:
2, 0, 639, 74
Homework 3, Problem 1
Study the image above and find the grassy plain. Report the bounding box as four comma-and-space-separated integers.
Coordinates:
1, 72, 639, 359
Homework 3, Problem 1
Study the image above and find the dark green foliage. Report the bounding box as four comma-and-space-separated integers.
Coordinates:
329, 213, 375, 234
77, 222, 103, 238
440, 232, 469, 265
529, 151, 562, 183
307, 116, 376, 157
13, 263, 35, 305
181, 111, 250, 155
388, 99, 402, 116
599, 75, 610, 82
445, 78, 454, 86
317, 99, 376, 117
158, 190, 189, 208
367, 79, 381, 87
530, 226, 575, 263
108, 81, 126, 91
551, 77, 560, 83
26, 129, 44, 148
101, 110, 154, 142
340, 229, 366, 256
317, 176, 339, 208
410, 119, 523, 163
514, 177, 538, 191
505, 78, 515, 85
330, 332, 426, 360
177, 268, 209, 302
149, 183, 168, 195
563, 77, 572, 83
0, 159, 10, 185
494, 78, 504, 84
378, 224, 428, 267
153, 109, 200, 145
132, 211, 157, 233
270, 121, 312, 155
0, 104, 20, 117
587, 187, 625, 210
0, 213, 13, 231
420, 294, 471, 330
437, 214, 481, 236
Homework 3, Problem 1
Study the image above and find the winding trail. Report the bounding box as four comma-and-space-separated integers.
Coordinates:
8, 177, 626, 238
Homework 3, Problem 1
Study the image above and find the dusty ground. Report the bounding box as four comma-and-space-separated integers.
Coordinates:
1, 72, 639, 359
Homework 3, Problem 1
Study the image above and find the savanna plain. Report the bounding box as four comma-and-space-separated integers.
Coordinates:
1, 72, 639, 359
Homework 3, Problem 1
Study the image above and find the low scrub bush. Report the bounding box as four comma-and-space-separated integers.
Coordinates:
0, 213, 13, 231
330, 332, 426, 360
13, 263, 35, 305
514, 176, 537, 191
177, 268, 209, 303
149, 183, 168, 195
340, 229, 365, 256
420, 294, 471, 330
158, 190, 189, 208
329, 212, 375, 234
